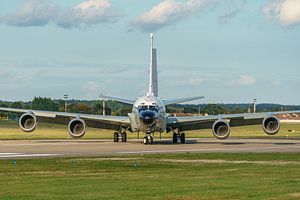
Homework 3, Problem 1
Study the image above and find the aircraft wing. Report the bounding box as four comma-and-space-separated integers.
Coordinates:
99, 94, 135, 105
163, 96, 204, 106
0, 107, 130, 130
167, 110, 300, 131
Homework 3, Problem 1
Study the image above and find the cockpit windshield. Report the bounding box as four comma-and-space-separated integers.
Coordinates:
149, 105, 158, 111
139, 105, 148, 111
138, 105, 158, 112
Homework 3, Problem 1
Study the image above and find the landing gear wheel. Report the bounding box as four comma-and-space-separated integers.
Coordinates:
114, 132, 119, 142
180, 133, 186, 144
148, 135, 153, 144
121, 132, 127, 142
143, 135, 153, 145
173, 133, 178, 144
143, 136, 149, 145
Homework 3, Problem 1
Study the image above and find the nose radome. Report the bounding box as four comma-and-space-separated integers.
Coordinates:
140, 110, 156, 118
139, 110, 158, 125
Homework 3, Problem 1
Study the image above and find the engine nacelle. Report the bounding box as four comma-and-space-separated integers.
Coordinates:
68, 118, 86, 138
212, 120, 231, 140
19, 112, 37, 132
263, 116, 280, 135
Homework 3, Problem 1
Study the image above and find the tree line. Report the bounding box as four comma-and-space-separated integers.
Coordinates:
1, 97, 299, 119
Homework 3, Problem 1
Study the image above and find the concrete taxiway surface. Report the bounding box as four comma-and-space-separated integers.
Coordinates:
1, 138, 300, 159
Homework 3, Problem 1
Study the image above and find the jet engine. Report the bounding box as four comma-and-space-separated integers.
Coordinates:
68, 118, 86, 138
263, 116, 280, 135
212, 120, 230, 139
19, 112, 37, 132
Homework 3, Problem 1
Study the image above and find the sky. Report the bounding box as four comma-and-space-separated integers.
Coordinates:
0, 0, 299, 104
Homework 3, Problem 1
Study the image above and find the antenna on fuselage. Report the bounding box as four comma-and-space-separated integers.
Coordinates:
148, 33, 158, 97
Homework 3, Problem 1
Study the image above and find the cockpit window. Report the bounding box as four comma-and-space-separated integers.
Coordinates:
139, 105, 148, 111
138, 105, 158, 112
149, 105, 158, 111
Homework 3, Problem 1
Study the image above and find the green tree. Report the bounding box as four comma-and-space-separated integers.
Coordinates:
120, 107, 132, 116
0, 102, 9, 108
71, 103, 92, 114
31, 97, 59, 111
11, 101, 24, 109
92, 102, 102, 114
202, 104, 229, 115
183, 107, 198, 114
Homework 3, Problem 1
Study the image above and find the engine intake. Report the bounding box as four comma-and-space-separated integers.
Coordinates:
19, 112, 37, 132
68, 118, 86, 138
263, 116, 280, 135
212, 120, 230, 140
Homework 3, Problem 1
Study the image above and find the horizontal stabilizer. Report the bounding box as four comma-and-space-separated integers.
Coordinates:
99, 94, 135, 105
163, 96, 204, 106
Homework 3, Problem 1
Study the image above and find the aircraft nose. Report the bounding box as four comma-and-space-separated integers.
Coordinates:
139, 110, 158, 125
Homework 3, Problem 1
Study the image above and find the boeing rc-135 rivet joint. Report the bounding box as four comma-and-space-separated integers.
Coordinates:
1, 34, 299, 144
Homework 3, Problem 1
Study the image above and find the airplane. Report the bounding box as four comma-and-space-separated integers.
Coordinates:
0, 33, 299, 145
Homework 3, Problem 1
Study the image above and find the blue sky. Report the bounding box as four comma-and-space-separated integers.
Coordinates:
0, 0, 299, 104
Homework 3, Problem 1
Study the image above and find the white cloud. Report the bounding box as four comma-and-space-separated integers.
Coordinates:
218, 0, 247, 24
57, 0, 121, 29
230, 74, 256, 86
0, 0, 120, 28
179, 77, 205, 86
1, 0, 59, 27
263, 0, 300, 26
132, 0, 218, 32
82, 81, 99, 93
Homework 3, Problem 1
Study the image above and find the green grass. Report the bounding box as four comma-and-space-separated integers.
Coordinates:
1, 153, 300, 199
0, 120, 299, 140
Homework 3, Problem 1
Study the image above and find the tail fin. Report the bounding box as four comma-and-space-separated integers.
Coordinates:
148, 33, 158, 97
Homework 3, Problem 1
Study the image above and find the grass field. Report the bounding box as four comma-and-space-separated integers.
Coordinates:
0, 120, 299, 140
1, 153, 300, 199
1, 121, 300, 199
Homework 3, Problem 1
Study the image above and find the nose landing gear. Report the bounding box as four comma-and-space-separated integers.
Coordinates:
143, 134, 153, 145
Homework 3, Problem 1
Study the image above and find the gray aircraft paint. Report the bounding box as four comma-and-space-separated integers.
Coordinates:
129, 34, 166, 133
148, 33, 158, 97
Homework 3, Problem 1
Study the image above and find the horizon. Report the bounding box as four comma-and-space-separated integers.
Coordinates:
1, 97, 300, 107
0, 0, 299, 104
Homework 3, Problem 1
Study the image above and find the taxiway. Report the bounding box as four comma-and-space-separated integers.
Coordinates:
1, 138, 300, 159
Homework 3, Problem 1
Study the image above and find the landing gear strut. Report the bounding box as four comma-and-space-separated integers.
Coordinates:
143, 134, 153, 145
113, 131, 127, 143
172, 131, 186, 144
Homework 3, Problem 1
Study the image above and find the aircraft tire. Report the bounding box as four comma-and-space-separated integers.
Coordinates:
173, 133, 178, 144
121, 132, 127, 142
180, 133, 186, 144
148, 135, 153, 144
143, 136, 149, 145
114, 132, 119, 142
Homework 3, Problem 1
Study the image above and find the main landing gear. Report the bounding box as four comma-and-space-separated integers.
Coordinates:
143, 134, 153, 145
173, 132, 186, 144
113, 131, 127, 143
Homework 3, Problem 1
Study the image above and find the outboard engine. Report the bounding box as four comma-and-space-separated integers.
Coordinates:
68, 118, 86, 138
19, 112, 37, 132
212, 120, 230, 140
263, 116, 280, 135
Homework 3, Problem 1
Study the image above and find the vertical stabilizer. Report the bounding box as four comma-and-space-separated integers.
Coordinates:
148, 33, 158, 97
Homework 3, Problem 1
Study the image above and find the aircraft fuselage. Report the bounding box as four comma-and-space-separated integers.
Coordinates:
129, 95, 167, 133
